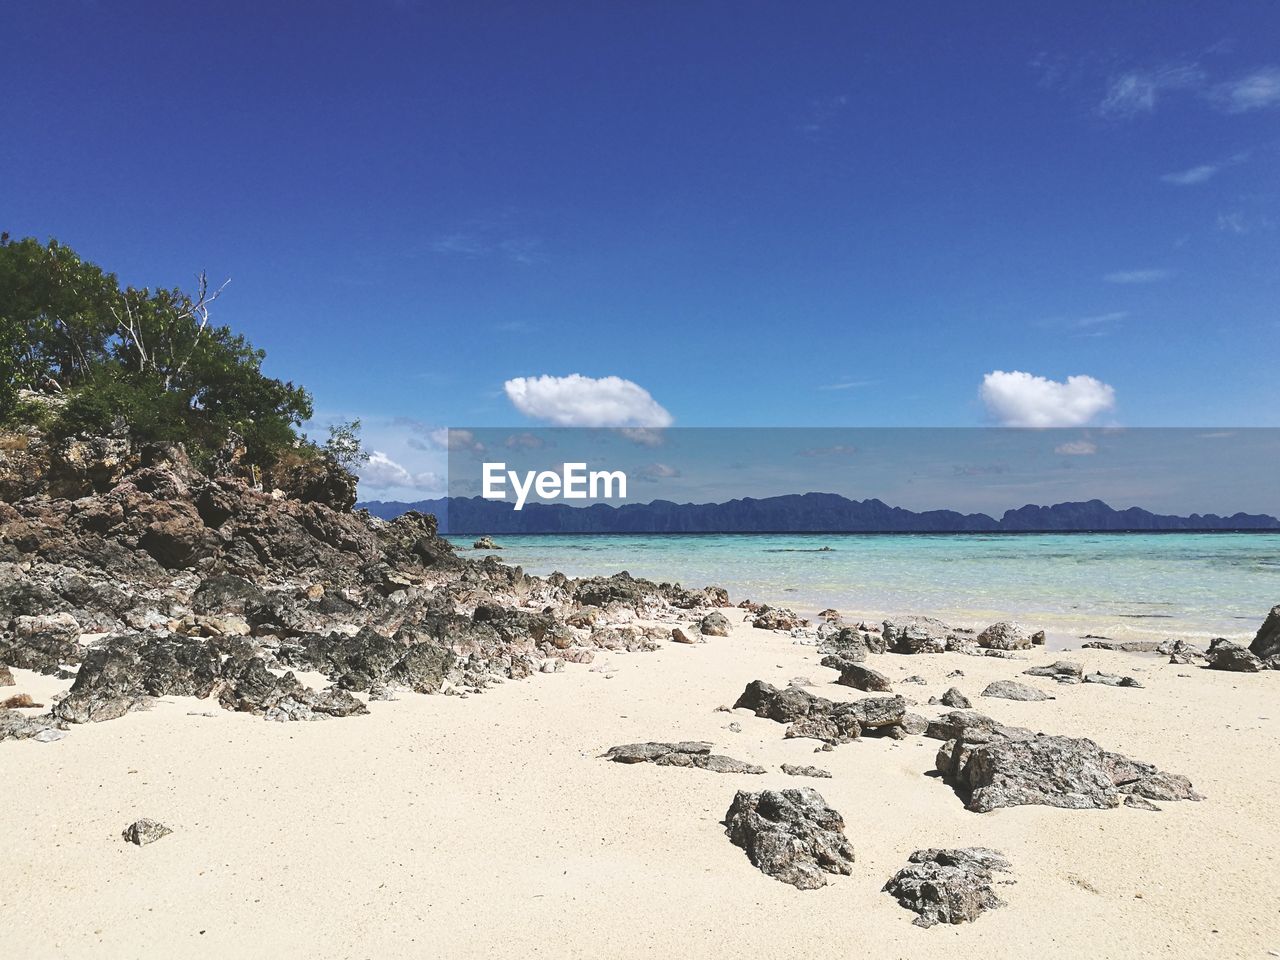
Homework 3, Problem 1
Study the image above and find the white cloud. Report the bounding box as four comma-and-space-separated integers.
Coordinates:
980, 371, 1116, 428
1103, 268, 1171, 284
1099, 64, 1204, 117
359, 451, 444, 493
1054, 440, 1098, 455
503, 374, 673, 428
428, 428, 486, 454
1161, 163, 1219, 185
1213, 67, 1280, 112
817, 379, 879, 391
637, 462, 681, 482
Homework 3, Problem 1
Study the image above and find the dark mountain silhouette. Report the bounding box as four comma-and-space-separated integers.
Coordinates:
356, 492, 1280, 534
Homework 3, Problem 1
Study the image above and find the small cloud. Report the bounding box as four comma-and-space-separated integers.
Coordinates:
980, 370, 1117, 428
1098, 63, 1204, 118
1072, 311, 1128, 329
636, 462, 681, 482
1161, 163, 1220, 185
616, 427, 667, 447
429, 428, 486, 456
797, 444, 858, 458
1054, 440, 1098, 455
1211, 66, 1280, 112
953, 463, 1011, 477
504, 374, 674, 428
429, 214, 544, 264
817, 379, 879, 391
359, 451, 444, 493
504, 432, 547, 450
1103, 268, 1172, 284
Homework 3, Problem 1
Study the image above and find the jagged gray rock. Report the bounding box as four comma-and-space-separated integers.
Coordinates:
781, 763, 832, 778
699, 611, 731, 637
832, 662, 893, 692
602, 741, 764, 774
1205, 638, 1264, 673
1023, 660, 1083, 682
882, 616, 953, 654
724, 788, 855, 889
1084, 671, 1143, 688
937, 731, 1202, 812
977, 621, 1032, 651
938, 687, 971, 708
981, 680, 1053, 701
883, 847, 1013, 927
1250, 604, 1280, 662
122, 818, 172, 845
733, 680, 913, 743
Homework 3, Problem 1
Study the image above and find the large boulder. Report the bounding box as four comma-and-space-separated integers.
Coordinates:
1250, 605, 1280, 662
724, 788, 856, 889
883, 848, 1012, 927
977, 621, 1031, 651
832, 662, 893, 693
882, 616, 952, 654
733, 680, 911, 743
938, 732, 1202, 813
699, 611, 731, 637
1205, 638, 1264, 673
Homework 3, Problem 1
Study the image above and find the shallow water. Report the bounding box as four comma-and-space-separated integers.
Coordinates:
448, 532, 1280, 641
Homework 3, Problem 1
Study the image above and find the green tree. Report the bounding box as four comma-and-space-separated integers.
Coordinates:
323, 419, 370, 472
1, 234, 315, 472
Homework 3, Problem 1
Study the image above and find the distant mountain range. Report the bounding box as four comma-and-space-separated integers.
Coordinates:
356, 492, 1280, 534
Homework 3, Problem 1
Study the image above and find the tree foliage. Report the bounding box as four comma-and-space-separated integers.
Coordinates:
0, 233, 314, 471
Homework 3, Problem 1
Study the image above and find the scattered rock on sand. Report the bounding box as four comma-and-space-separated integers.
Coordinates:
752, 606, 807, 631
122, 818, 172, 846
1023, 661, 1083, 682
1165, 639, 1206, 665
883, 847, 1013, 927
978, 621, 1032, 651
1205, 638, 1264, 673
670, 626, 699, 644
936, 687, 972, 709
1124, 795, 1161, 811
0, 665, 13, 687
832, 662, 893, 693
883, 616, 953, 654
781, 763, 832, 778
1084, 671, 1143, 688
1080, 640, 1162, 653
981, 680, 1053, 701
0, 708, 68, 742
733, 680, 915, 743
724, 788, 855, 889
602, 741, 765, 774
936, 732, 1202, 812
699, 612, 731, 637
1, 693, 40, 709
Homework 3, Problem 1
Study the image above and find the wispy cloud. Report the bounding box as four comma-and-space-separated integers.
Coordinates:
1161, 151, 1248, 186
1098, 63, 1205, 118
1212, 67, 1280, 112
817, 379, 879, 391
429, 213, 544, 264
636, 462, 681, 482
1103, 268, 1172, 284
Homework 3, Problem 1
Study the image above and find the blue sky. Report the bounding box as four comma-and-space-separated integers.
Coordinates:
2, 2, 1278, 501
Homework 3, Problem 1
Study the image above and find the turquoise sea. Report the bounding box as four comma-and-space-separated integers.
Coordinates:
448, 532, 1280, 642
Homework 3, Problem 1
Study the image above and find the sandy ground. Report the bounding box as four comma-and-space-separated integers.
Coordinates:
2, 612, 1278, 959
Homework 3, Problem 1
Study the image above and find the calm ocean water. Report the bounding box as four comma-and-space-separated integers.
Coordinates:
447, 532, 1280, 642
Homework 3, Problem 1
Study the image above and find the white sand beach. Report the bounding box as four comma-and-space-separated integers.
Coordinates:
3, 612, 1277, 959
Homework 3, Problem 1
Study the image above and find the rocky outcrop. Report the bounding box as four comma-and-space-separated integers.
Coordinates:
1251, 605, 1280, 662
883, 848, 1012, 927
472, 536, 501, 550
981, 680, 1053, 701
0, 708, 67, 742
724, 788, 855, 889
733, 680, 915, 743
977, 621, 1031, 651
602, 741, 764, 774
1205, 638, 1264, 673
936, 729, 1202, 813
